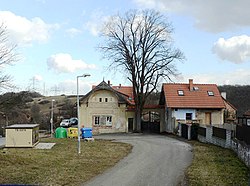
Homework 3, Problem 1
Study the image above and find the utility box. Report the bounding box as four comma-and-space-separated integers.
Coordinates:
5, 124, 39, 148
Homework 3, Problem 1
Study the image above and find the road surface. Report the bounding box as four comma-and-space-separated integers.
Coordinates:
83, 134, 193, 186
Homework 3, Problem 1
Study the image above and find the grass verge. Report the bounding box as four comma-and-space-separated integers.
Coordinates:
186, 141, 249, 186
0, 138, 132, 186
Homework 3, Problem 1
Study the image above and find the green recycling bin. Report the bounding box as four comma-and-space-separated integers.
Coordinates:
55, 127, 67, 138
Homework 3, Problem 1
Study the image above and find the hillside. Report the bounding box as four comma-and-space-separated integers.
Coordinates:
218, 85, 250, 117
0, 92, 78, 132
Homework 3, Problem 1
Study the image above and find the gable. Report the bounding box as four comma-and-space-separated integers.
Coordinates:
88, 90, 118, 103
162, 82, 225, 109
81, 81, 134, 105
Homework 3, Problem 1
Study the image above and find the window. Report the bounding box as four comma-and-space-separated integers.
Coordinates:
93, 116, 112, 126
106, 116, 112, 126
94, 116, 100, 125
186, 113, 192, 120
99, 98, 102, 102
193, 86, 199, 91
105, 98, 108, 102
178, 90, 184, 96
207, 91, 214, 96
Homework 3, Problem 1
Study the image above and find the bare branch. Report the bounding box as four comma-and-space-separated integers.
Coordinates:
0, 23, 19, 90
99, 9, 185, 131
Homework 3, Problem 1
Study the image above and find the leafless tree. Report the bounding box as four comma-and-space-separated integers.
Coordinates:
0, 23, 18, 90
100, 10, 184, 132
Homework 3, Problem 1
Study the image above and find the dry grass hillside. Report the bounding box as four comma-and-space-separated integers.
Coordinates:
0, 92, 79, 134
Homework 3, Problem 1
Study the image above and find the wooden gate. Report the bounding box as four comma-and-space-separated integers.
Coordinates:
142, 121, 160, 133
181, 124, 188, 139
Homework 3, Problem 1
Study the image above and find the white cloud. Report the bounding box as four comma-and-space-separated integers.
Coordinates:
56, 79, 92, 95
176, 68, 250, 85
84, 9, 109, 36
0, 11, 59, 45
47, 53, 96, 73
85, 22, 100, 36
66, 28, 82, 37
134, 0, 250, 32
212, 35, 250, 63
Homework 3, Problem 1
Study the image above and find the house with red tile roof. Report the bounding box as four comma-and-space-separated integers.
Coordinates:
159, 79, 226, 133
80, 80, 135, 134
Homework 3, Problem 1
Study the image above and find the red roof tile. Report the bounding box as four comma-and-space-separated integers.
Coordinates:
163, 83, 225, 108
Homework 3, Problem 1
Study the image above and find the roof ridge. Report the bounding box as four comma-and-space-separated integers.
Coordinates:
163, 83, 218, 86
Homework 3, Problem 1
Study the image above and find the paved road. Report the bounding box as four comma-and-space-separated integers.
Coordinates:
84, 134, 193, 186
0, 137, 5, 148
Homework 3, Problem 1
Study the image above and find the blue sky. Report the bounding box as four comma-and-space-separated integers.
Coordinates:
0, 0, 250, 95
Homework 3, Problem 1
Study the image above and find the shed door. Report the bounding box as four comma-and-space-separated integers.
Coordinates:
205, 112, 211, 125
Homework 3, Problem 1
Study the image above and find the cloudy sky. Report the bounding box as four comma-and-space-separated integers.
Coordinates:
0, 0, 250, 95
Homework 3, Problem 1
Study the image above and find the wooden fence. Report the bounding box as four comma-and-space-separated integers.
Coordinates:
236, 125, 250, 145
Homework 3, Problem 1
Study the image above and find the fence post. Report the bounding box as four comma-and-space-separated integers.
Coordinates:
188, 124, 191, 140
178, 123, 182, 137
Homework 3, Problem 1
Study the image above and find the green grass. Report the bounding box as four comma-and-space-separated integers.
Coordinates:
186, 141, 249, 186
0, 138, 132, 186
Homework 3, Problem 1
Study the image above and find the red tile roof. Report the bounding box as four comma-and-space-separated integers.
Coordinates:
113, 86, 135, 105
162, 83, 225, 108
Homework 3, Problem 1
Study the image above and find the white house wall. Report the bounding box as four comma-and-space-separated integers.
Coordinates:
172, 109, 196, 120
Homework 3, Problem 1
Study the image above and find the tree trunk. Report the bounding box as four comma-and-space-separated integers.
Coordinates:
134, 104, 142, 133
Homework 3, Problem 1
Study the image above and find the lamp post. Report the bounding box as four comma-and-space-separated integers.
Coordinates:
77, 73, 90, 154
51, 99, 55, 137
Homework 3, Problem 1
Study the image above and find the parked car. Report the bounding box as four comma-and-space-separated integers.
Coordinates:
69, 117, 78, 126
60, 119, 71, 127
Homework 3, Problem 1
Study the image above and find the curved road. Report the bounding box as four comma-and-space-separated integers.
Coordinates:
83, 134, 193, 186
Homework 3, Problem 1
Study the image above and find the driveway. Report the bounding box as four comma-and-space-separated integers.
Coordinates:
84, 134, 193, 186
0, 137, 5, 148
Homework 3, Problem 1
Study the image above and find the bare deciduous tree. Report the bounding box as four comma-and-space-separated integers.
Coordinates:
100, 10, 184, 132
0, 23, 18, 90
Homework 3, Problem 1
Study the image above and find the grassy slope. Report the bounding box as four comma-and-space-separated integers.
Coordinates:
0, 138, 132, 186
186, 141, 249, 186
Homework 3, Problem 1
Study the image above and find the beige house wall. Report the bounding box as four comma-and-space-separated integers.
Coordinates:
197, 110, 224, 125
80, 90, 133, 134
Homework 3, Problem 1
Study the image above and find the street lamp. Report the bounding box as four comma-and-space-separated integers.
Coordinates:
50, 99, 55, 137
77, 73, 90, 154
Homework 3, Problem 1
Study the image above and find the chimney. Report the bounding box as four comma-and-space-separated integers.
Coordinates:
119, 84, 121, 88
189, 79, 193, 91
108, 80, 110, 86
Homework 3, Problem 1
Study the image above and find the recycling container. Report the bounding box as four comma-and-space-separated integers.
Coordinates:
81, 128, 92, 138
55, 127, 67, 138
67, 127, 78, 138
5, 124, 39, 147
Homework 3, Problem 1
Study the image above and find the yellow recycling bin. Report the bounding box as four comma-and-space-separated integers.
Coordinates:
67, 127, 78, 138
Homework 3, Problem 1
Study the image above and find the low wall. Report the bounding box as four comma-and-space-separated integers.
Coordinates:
179, 123, 250, 168
231, 139, 250, 167
197, 126, 232, 149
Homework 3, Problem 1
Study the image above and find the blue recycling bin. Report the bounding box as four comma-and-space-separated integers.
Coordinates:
81, 128, 92, 138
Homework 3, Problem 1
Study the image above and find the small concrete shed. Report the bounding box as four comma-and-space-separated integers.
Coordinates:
5, 124, 39, 147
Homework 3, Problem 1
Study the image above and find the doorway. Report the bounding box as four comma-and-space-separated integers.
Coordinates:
128, 118, 133, 132
205, 112, 211, 125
